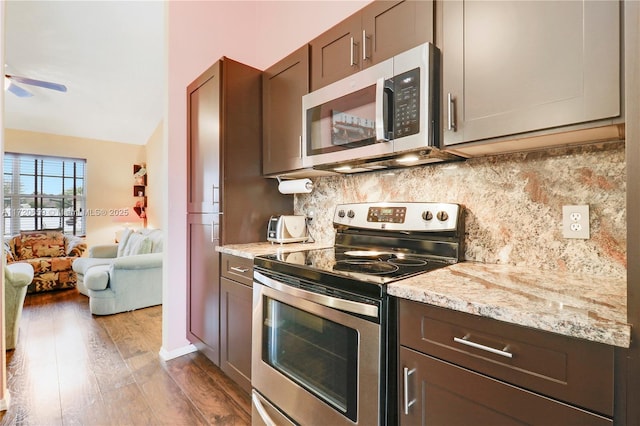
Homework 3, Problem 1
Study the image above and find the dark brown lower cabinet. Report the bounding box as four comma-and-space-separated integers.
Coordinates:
220, 254, 253, 393
398, 299, 614, 425
187, 214, 220, 365
400, 346, 611, 425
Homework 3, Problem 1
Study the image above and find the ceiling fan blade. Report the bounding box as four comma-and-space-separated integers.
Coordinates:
7, 82, 34, 98
5, 74, 67, 92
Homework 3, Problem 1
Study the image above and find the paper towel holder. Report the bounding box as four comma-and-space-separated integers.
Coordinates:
276, 177, 314, 194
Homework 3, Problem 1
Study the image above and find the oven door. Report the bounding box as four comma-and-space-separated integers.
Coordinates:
252, 270, 381, 426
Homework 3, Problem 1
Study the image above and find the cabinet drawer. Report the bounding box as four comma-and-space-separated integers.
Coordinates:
221, 254, 253, 286
398, 299, 614, 417
400, 346, 612, 426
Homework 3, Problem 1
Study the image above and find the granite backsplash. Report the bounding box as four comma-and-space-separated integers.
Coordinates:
294, 141, 626, 279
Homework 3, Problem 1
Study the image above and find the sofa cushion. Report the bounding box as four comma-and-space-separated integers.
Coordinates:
17, 230, 65, 260
84, 265, 110, 291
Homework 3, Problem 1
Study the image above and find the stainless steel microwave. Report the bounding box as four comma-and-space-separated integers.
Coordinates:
302, 43, 462, 173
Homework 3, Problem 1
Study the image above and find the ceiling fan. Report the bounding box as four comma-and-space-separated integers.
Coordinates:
4, 74, 67, 98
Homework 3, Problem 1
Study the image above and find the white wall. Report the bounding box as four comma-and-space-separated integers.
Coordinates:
165, 1, 370, 355
4, 129, 145, 248
145, 121, 163, 230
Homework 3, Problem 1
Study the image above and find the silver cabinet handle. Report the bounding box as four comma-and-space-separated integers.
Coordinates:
210, 212, 223, 242
299, 135, 302, 159
453, 335, 513, 358
252, 392, 277, 426
403, 367, 416, 415
230, 266, 249, 273
362, 30, 370, 61
212, 185, 220, 206
350, 36, 358, 66
447, 93, 456, 131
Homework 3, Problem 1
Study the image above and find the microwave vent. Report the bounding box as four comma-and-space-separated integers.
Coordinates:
313, 147, 466, 174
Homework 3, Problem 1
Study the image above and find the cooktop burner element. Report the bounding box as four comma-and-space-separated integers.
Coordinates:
254, 202, 465, 296
388, 258, 427, 266
335, 259, 400, 275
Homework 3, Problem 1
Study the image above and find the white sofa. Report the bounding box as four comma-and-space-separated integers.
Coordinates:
4, 262, 34, 349
72, 228, 162, 315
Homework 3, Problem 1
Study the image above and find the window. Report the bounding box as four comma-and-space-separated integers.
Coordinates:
3, 153, 86, 236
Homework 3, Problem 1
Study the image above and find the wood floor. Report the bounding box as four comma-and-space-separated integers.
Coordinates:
1, 289, 251, 426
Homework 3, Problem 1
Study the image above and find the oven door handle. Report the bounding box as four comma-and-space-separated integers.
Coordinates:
254, 271, 379, 318
252, 391, 277, 426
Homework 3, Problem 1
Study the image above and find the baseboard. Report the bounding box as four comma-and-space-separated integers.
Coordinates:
159, 343, 197, 361
0, 391, 11, 411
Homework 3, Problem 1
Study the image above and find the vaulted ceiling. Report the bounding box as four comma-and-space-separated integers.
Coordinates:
4, 1, 164, 145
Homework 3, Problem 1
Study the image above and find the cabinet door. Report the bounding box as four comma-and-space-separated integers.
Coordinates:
400, 346, 612, 426
310, 1, 434, 91
220, 58, 293, 243
220, 276, 252, 393
442, 0, 620, 147
362, 0, 433, 65
310, 13, 362, 91
187, 61, 220, 213
186, 213, 220, 365
262, 45, 309, 176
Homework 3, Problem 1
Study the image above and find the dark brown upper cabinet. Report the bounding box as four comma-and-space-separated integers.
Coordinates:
310, 0, 434, 91
262, 45, 309, 176
441, 0, 622, 155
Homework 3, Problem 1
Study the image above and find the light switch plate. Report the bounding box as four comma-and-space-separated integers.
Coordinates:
562, 205, 590, 239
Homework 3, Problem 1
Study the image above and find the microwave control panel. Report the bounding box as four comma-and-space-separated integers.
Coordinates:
393, 68, 420, 138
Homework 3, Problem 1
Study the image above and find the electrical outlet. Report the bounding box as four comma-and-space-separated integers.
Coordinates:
562, 205, 590, 239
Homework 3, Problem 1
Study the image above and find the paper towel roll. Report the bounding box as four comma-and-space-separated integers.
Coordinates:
278, 178, 313, 194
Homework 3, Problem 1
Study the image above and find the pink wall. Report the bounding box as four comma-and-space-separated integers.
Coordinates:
0, 0, 372, 402
165, 1, 370, 356
0, 0, 7, 408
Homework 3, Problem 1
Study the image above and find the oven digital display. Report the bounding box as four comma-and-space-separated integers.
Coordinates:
367, 206, 406, 223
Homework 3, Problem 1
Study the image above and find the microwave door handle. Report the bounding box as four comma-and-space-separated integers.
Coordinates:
375, 78, 393, 142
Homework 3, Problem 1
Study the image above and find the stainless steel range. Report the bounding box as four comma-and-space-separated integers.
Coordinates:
251, 202, 465, 426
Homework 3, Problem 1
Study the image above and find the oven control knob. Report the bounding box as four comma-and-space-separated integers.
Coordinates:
437, 211, 449, 221
347, 210, 355, 219
338, 209, 346, 218
422, 211, 433, 221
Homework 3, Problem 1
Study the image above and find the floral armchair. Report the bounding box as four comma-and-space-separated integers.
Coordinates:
5, 230, 87, 293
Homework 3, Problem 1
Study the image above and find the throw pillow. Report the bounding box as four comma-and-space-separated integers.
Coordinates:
117, 228, 134, 257
4, 240, 15, 263
66, 236, 87, 257
121, 232, 152, 256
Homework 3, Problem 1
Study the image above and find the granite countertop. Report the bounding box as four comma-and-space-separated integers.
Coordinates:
215, 241, 332, 259
388, 262, 630, 348
215, 242, 630, 348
